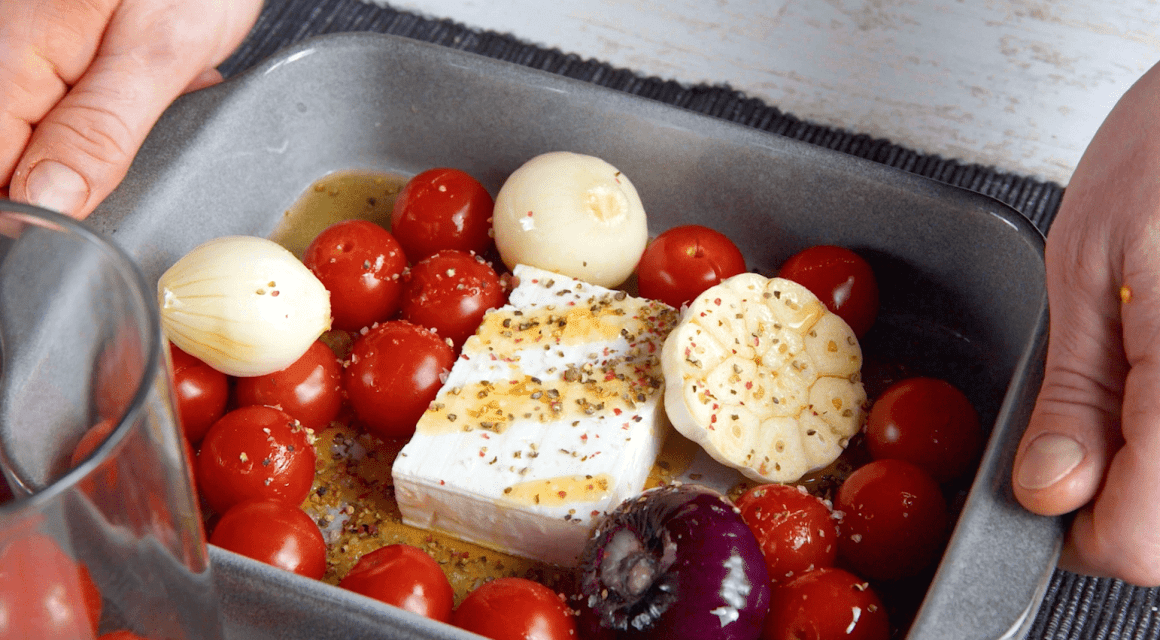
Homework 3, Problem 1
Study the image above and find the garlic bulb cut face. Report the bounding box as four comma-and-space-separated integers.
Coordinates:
492, 151, 648, 288
660, 273, 866, 483
158, 235, 332, 377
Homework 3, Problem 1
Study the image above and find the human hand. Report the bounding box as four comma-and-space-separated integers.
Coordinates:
0, 0, 262, 218
1013, 60, 1160, 586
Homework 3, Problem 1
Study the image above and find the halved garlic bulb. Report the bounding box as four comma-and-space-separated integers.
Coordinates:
158, 235, 331, 377
660, 273, 866, 483
492, 151, 648, 288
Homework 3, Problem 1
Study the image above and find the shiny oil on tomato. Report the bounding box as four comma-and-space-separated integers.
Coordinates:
196, 405, 317, 515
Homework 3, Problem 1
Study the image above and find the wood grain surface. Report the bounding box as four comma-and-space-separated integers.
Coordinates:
371, 0, 1160, 185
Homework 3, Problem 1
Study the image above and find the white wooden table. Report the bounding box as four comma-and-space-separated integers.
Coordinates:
371, 0, 1160, 186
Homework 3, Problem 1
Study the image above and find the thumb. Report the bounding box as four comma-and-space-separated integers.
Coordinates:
1067, 281, 1160, 585
1014, 59, 1160, 585
10, 59, 205, 218
1012, 218, 1124, 519
8, 2, 256, 219
182, 68, 224, 95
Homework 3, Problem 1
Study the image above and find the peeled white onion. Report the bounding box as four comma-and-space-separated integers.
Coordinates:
492, 151, 648, 288
158, 235, 332, 377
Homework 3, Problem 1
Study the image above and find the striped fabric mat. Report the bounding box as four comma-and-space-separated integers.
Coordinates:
216, 1, 1159, 639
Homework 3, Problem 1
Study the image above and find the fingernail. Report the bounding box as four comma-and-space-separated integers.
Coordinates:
1017, 433, 1085, 490
25, 161, 89, 215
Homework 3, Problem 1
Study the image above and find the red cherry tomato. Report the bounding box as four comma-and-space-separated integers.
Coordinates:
391, 167, 495, 261
209, 499, 327, 579
71, 418, 117, 466
777, 245, 879, 338
234, 340, 344, 431
735, 483, 838, 584
400, 249, 507, 350
0, 532, 103, 639
344, 320, 455, 440
196, 405, 316, 514
452, 577, 577, 640
763, 567, 890, 640
303, 219, 407, 332
635, 224, 747, 309
93, 323, 144, 423
866, 377, 983, 484
339, 544, 455, 623
169, 343, 229, 443
835, 458, 948, 581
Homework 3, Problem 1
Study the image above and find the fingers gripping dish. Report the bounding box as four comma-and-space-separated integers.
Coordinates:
660, 273, 866, 483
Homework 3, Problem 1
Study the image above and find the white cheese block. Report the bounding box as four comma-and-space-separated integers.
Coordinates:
392, 264, 678, 567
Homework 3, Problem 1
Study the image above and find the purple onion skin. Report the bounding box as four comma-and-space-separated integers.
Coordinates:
578, 483, 771, 640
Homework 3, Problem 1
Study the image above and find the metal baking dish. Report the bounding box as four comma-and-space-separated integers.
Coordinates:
92, 32, 1062, 640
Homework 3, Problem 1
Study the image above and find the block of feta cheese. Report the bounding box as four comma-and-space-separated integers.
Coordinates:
392, 264, 678, 567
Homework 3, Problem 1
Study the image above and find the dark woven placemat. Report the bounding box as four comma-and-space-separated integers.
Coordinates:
216, 1, 1155, 638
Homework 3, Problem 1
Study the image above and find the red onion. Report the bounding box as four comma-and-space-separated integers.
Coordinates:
578, 484, 770, 640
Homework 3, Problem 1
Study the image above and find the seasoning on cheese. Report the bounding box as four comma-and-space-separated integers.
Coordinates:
392, 264, 677, 566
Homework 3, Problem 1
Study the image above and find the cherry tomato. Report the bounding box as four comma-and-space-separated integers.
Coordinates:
339, 544, 454, 623
303, 219, 407, 332
635, 224, 746, 309
0, 532, 103, 639
763, 567, 890, 640
735, 483, 838, 584
93, 323, 144, 424
777, 245, 879, 338
452, 577, 577, 640
391, 167, 495, 261
71, 418, 117, 466
169, 343, 229, 444
866, 377, 983, 483
234, 340, 344, 430
400, 249, 507, 350
209, 499, 326, 579
835, 458, 948, 581
344, 320, 455, 440
196, 405, 316, 514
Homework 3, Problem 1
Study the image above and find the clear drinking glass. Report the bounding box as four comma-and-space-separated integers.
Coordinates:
0, 200, 222, 639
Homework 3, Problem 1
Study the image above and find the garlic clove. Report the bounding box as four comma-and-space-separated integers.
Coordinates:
158, 235, 332, 377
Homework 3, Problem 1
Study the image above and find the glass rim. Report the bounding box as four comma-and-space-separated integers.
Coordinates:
0, 199, 164, 516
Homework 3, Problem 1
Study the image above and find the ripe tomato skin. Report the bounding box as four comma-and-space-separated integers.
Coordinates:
0, 532, 103, 639
735, 483, 838, 584
209, 499, 327, 579
762, 567, 890, 640
339, 544, 454, 623
400, 249, 507, 350
234, 340, 344, 431
303, 219, 407, 332
196, 405, 316, 515
636, 224, 747, 309
835, 458, 948, 582
169, 343, 230, 444
777, 245, 879, 338
452, 577, 577, 640
71, 418, 117, 466
93, 324, 143, 423
344, 320, 455, 440
866, 377, 983, 483
391, 167, 495, 261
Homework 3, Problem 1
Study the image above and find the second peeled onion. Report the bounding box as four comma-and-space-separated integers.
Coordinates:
492, 151, 648, 288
